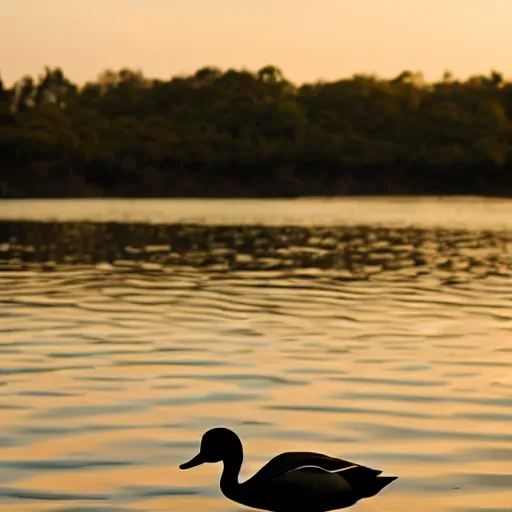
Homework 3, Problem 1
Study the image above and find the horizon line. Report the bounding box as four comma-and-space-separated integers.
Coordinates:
1, 64, 511, 89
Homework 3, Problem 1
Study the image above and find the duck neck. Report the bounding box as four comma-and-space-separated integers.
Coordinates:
220, 446, 243, 496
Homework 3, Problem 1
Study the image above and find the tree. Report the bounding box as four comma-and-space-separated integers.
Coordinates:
34, 67, 76, 107
2, 64, 512, 198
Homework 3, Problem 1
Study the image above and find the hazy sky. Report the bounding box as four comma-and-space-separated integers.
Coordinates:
2, 0, 511, 86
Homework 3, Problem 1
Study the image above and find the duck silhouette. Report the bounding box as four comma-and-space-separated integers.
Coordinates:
180, 427, 397, 511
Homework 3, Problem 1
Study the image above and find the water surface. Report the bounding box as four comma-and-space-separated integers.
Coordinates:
3, 196, 512, 229
1, 198, 512, 511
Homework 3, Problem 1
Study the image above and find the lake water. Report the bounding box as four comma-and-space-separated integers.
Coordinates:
1, 197, 512, 511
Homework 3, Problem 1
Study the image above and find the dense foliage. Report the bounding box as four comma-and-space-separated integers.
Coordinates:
1, 66, 512, 197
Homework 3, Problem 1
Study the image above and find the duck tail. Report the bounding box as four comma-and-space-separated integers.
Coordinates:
361, 476, 398, 498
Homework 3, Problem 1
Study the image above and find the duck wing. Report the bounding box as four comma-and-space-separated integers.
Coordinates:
252, 451, 382, 480
268, 466, 396, 511
240, 453, 391, 511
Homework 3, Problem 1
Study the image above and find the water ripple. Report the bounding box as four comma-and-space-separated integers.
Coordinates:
1, 219, 512, 510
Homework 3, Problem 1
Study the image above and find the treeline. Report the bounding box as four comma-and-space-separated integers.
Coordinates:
1, 66, 512, 198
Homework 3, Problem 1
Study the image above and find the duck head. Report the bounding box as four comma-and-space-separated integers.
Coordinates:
180, 427, 242, 470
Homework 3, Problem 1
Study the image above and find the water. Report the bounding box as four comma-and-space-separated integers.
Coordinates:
1, 198, 512, 511
3, 196, 512, 230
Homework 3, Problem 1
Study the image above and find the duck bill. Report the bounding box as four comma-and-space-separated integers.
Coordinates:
179, 453, 205, 470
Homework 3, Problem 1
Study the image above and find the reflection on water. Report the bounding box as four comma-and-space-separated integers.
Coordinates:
2, 221, 512, 282
1, 215, 512, 511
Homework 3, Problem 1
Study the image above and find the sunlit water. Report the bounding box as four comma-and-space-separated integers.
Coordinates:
1, 198, 512, 511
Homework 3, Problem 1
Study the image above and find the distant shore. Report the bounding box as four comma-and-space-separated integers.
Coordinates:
2, 65, 512, 199
2, 165, 511, 199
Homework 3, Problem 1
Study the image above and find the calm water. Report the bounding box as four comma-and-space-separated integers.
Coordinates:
1, 198, 512, 511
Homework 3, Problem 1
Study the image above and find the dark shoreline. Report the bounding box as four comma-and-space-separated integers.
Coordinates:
3, 190, 512, 200
3, 167, 512, 200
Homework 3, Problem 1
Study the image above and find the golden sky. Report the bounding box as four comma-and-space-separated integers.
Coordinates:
1, 0, 511, 86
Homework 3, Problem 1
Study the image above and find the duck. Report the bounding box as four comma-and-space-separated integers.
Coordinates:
179, 427, 397, 511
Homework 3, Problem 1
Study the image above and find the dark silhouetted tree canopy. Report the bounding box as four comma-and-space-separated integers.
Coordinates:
1, 65, 512, 197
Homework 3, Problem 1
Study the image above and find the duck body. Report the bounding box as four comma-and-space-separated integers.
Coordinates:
180, 428, 397, 511
223, 451, 395, 511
